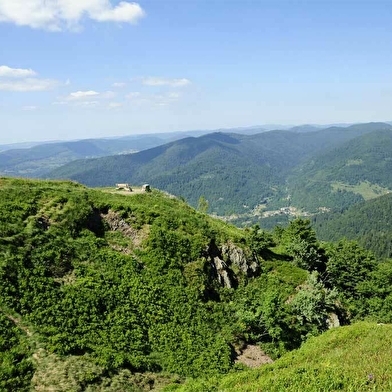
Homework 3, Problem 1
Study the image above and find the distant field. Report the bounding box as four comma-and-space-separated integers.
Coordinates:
331, 181, 391, 200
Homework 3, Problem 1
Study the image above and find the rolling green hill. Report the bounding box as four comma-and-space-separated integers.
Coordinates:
47, 123, 391, 216
2, 177, 392, 390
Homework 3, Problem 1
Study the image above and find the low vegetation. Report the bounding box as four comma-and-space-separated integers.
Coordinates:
1, 177, 392, 390
169, 322, 392, 391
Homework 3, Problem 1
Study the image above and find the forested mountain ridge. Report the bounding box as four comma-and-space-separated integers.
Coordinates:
2, 177, 392, 390
0, 125, 271, 178
288, 128, 392, 212
46, 122, 392, 217
312, 192, 392, 258
0, 136, 168, 178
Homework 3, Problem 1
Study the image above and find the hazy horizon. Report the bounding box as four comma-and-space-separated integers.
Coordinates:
1, 1, 392, 144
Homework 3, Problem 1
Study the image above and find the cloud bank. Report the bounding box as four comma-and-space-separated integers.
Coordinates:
0, 65, 37, 78
0, 65, 58, 91
0, 0, 145, 31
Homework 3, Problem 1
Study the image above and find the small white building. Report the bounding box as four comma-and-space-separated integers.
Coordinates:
116, 183, 132, 191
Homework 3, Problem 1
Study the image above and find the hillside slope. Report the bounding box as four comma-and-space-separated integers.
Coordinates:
170, 322, 392, 391
0, 177, 309, 390
47, 123, 390, 215
288, 128, 392, 212
3, 178, 392, 390
313, 192, 392, 258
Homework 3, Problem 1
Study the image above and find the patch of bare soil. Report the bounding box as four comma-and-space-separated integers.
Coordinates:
101, 209, 148, 248
235, 344, 274, 368
107, 187, 146, 196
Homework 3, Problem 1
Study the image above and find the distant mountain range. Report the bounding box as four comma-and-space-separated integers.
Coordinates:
0, 126, 272, 177
46, 122, 392, 218
0, 121, 379, 178
0, 133, 203, 178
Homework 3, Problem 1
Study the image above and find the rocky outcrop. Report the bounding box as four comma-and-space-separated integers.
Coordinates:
221, 242, 259, 277
206, 241, 260, 288
101, 209, 145, 248
327, 313, 340, 329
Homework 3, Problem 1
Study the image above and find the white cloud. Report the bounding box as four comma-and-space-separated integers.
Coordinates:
91, 1, 145, 23
0, 65, 37, 78
0, 0, 145, 31
0, 78, 58, 91
112, 82, 126, 88
67, 90, 100, 100
22, 105, 38, 111
142, 77, 191, 87
58, 90, 115, 107
65, 90, 116, 101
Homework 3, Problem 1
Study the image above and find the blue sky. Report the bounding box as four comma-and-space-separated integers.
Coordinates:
1, 0, 392, 144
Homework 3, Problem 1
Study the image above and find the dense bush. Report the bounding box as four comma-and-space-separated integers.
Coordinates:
1, 178, 392, 390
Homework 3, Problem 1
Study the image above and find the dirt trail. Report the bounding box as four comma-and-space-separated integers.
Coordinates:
235, 344, 274, 368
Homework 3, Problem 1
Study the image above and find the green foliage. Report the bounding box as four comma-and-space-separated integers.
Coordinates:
2, 177, 392, 390
197, 195, 209, 213
324, 239, 377, 301
246, 224, 275, 259
277, 219, 326, 272
229, 261, 308, 354
0, 312, 34, 391
170, 322, 392, 392
290, 272, 339, 336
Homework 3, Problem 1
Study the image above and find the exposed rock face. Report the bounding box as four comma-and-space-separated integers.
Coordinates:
221, 242, 260, 277
101, 210, 145, 248
212, 256, 233, 288
207, 241, 260, 288
327, 312, 340, 329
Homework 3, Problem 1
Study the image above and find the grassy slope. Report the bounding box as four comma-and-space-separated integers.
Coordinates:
169, 322, 392, 392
